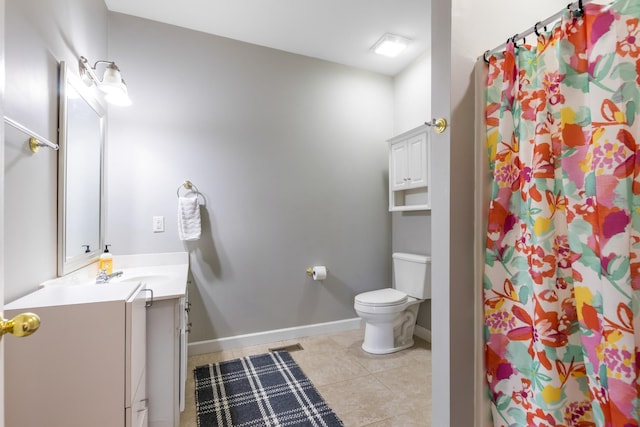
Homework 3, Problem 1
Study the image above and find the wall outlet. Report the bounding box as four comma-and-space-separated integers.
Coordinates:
153, 216, 165, 233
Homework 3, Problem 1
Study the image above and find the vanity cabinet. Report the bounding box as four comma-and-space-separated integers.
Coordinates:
388, 124, 431, 211
147, 291, 189, 427
4, 283, 149, 427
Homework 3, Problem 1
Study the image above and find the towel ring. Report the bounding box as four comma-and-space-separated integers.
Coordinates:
177, 180, 200, 197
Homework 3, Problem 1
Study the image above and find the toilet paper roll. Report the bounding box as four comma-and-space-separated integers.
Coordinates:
312, 266, 327, 281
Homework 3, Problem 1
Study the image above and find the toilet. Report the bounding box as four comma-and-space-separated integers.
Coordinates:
354, 252, 431, 354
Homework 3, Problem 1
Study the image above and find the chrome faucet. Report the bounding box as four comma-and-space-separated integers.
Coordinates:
96, 269, 123, 284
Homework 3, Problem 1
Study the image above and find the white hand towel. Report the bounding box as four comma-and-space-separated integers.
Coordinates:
178, 196, 201, 241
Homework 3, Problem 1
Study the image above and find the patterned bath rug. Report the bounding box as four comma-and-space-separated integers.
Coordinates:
194, 351, 344, 427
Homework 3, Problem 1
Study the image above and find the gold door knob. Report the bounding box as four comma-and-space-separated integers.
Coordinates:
432, 118, 447, 134
425, 117, 448, 134
0, 313, 41, 341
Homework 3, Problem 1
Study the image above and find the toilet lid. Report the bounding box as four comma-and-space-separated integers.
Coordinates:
355, 288, 407, 306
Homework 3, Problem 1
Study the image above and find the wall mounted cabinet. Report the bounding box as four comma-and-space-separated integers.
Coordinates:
388, 124, 431, 211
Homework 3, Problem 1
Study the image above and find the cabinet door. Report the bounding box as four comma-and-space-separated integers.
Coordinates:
390, 141, 409, 190
147, 298, 181, 427
127, 285, 147, 409
5, 301, 125, 427
179, 296, 188, 413
406, 132, 428, 188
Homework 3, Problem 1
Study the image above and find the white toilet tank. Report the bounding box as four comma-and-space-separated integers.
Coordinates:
393, 252, 431, 299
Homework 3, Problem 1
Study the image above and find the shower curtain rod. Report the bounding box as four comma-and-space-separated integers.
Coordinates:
483, 0, 599, 59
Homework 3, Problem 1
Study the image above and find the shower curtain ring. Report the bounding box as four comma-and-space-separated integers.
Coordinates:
483, 50, 491, 64
534, 22, 542, 37
569, 1, 584, 18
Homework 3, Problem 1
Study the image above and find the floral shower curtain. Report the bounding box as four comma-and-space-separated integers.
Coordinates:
484, 0, 640, 425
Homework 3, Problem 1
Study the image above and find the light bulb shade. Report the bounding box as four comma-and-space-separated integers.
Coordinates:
372, 34, 410, 58
99, 64, 125, 94
79, 56, 132, 106
104, 84, 132, 106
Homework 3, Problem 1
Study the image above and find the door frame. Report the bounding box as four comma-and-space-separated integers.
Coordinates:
1, 0, 7, 424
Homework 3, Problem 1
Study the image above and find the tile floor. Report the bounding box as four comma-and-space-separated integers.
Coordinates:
180, 328, 432, 427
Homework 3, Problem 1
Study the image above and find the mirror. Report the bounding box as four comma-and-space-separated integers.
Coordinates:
57, 61, 106, 276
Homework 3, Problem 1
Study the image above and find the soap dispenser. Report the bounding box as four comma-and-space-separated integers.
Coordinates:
98, 245, 113, 275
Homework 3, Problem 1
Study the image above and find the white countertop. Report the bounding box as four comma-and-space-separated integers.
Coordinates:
35, 252, 189, 302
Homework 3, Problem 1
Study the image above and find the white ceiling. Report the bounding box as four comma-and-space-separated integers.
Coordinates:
104, 0, 430, 76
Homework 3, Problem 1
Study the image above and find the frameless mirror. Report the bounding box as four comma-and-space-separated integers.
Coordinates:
58, 61, 106, 276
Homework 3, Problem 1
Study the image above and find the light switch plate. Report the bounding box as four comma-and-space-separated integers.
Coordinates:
153, 216, 165, 233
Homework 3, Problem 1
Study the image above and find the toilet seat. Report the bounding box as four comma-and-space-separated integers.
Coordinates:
355, 288, 408, 307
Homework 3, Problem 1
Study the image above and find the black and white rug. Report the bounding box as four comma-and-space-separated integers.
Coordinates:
194, 351, 344, 427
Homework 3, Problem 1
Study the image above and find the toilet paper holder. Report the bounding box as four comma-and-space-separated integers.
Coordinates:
306, 266, 329, 276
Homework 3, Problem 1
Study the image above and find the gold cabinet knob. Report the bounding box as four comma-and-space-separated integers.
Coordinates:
0, 313, 41, 340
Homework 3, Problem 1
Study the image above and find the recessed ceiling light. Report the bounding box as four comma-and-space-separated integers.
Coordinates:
372, 33, 411, 58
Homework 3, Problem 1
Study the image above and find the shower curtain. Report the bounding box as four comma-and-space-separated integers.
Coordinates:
484, 0, 640, 425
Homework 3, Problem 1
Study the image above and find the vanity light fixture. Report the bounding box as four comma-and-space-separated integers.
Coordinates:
79, 56, 132, 106
372, 33, 411, 58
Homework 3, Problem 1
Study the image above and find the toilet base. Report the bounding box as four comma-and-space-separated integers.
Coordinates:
362, 338, 414, 355
358, 300, 421, 355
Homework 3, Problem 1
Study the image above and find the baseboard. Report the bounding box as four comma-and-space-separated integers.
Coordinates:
189, 318, 363, 356
414, 324, 432, 342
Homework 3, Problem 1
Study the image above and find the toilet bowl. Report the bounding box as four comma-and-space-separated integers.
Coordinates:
354, 289, 422, 354
354, 253, 430, 355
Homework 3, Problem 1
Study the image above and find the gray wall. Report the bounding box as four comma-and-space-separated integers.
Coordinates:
106, 13, 394, 342
394, 52, 430, 135
4, 0, 108, 302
